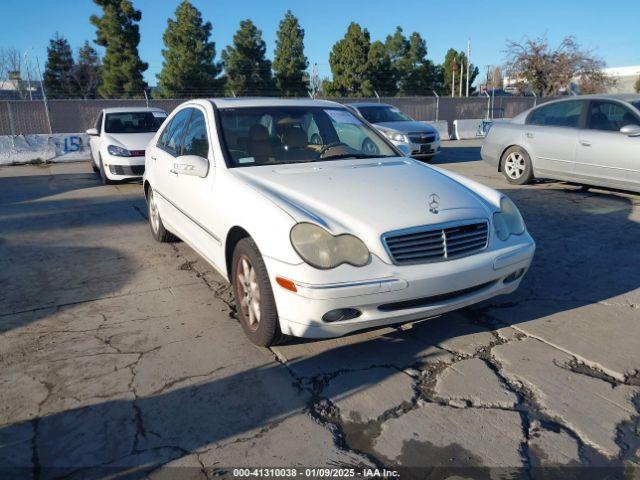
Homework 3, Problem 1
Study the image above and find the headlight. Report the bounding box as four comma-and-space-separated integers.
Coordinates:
290, 223, 370, 269
381, 130, 408, 143
108, 145, 131, 157
493, 196, 526, 241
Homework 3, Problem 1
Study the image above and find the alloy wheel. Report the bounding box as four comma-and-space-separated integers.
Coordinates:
504, 152, 526, 179
148, 191, 160, 234
235, 255, 261, 332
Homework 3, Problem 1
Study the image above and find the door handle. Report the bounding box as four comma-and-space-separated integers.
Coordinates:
150, 156, 156, 161
579, 140, 591, 147
525, 132, 534, 139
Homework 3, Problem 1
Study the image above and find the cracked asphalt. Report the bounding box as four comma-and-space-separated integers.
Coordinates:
1, 140, 639, 479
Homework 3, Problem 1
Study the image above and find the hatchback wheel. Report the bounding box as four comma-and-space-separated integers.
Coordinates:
98, 155, 116, 185
501, 147, 533, 185
232, 238, 283, 347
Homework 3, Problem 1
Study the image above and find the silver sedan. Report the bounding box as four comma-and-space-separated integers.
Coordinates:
481, 94, 640, 192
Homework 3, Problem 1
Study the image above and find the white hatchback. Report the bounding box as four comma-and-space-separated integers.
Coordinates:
87, 107, 167, 184
143, 98, 535, 346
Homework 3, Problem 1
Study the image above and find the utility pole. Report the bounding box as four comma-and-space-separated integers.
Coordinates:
24, 48, 33, 101
36, 56, 52, 134
451, 59, 457, 97
466, 39, 471, 97
459, 62, 463, 97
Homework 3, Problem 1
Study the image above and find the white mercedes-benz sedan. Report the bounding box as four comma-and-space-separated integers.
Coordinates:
87, 107, 168, 184
143, 98, 535, 346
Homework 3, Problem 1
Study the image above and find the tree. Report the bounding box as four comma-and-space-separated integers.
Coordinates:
324, 22, 373, 97
156, 0, 224, 98
489, 66, 504, 90
0, 47, 31, 99
367, 40, 398, 96
43, 33, 77, 98
504, 36, 612, 96
442, 48, 479, 96
90, 0, 147, 98
636, 76, 640, 94
73, 41, 102, 99
273, 10, 308, 97
222, 20, 276, 96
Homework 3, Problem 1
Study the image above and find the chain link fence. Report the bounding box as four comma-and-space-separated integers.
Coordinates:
0, 96, 548, 136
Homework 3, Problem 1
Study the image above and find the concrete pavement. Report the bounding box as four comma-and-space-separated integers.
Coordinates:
1, 141, 638, 478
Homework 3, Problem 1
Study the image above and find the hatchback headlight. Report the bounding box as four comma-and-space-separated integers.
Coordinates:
108, 145, 131, 157
493, 196, 526, 241
381, 130, 408, 143
290, 223, 370, 269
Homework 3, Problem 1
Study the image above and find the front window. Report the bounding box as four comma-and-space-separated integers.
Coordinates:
219, 106, 398, 167
587, 101, 640, 131
104, 112, 166, 134
356, 106, 413, 123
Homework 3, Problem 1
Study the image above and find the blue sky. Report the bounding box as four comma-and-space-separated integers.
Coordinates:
2, 0, 639, 86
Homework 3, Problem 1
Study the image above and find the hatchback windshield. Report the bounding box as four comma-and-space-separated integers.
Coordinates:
632, 101, 640, 112
219, 106, 398, 167
356, 106, 413, 124
104, 112, 166, 134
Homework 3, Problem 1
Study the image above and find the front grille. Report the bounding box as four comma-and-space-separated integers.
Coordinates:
408, 133, 436, 144
109, 164, 145, 176
383, 220, 489, 265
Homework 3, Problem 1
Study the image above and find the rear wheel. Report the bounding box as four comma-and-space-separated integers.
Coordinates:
501, 147, 533, 185
147, 188, 178, 243
231, 237, 283, 347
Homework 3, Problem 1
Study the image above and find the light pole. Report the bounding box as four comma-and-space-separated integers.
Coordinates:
23, 48, 33, 101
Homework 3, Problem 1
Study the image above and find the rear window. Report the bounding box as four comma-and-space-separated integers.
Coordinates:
104, 111, 167, 134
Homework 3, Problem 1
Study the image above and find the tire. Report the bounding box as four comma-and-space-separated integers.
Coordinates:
231, 237, 284, 347
501, 146, 534, 185
147, 188, 178, 243
361, 138, 379, 155
91, 158, 99, 173
98, 155, 116, 185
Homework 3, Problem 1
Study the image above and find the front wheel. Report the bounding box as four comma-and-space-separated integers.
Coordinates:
147, 188, 178, 243
501, 147, 534, 185
98, 155, 116, 185
232, 237, 283, 347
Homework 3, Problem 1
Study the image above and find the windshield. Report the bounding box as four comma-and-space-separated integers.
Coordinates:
104, 112, 167, 134
356, 106, 413, 123
219, 106, 398, 167
632, 101, 640, 113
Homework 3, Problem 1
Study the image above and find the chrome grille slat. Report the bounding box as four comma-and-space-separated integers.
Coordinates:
383, 220, 489, 265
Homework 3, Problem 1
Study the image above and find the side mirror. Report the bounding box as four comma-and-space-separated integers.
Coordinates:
170, 155, 209, 178
620, 124, 640, 137
86, 128, 99, 136
396, 144, 411, 156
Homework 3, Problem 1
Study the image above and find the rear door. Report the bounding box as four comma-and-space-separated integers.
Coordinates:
148, 108, 193, 232
522, 100, 585, 179
574, 100, 640, 189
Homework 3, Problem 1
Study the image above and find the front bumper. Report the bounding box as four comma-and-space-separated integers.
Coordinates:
102, 153, 145, 180
264, 235, 535, 338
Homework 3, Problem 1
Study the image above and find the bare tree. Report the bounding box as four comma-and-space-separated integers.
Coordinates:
0, 47, 31, 99
504, 36, 613, 96
489, 66, 504, 90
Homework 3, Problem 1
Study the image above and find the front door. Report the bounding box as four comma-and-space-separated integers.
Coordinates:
574, 100, 640, 189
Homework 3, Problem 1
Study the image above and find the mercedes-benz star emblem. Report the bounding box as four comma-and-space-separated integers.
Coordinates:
428, 193, 440, 214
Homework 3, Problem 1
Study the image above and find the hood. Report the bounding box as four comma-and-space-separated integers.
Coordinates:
104, 132, 156, 151
233, 158, 491, 261
375, 121, 437, 134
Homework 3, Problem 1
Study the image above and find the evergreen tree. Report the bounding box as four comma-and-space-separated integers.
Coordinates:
43, 33, 77, 98
273, 11, 308, 97
222, 20, 276, 96
442, 48, 479, 96
367, 40, 398, 96
73, 41, 102, 99
156, 0, 224, 98
324, 22, 373, 97
384, 28, 439, 95
90, 0, 147, 98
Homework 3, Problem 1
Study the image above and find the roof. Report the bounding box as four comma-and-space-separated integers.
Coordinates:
347, 102, 394, 108
535, 94, 640, 106
101, 107, 167, 114
209, 97, 342, 109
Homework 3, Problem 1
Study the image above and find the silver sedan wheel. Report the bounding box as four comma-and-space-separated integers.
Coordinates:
149, 191, 160, 234
235, 256, 261, 332
504, 152, 526, 179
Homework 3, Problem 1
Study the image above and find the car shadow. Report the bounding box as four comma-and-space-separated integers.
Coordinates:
430, 144, 481, 165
